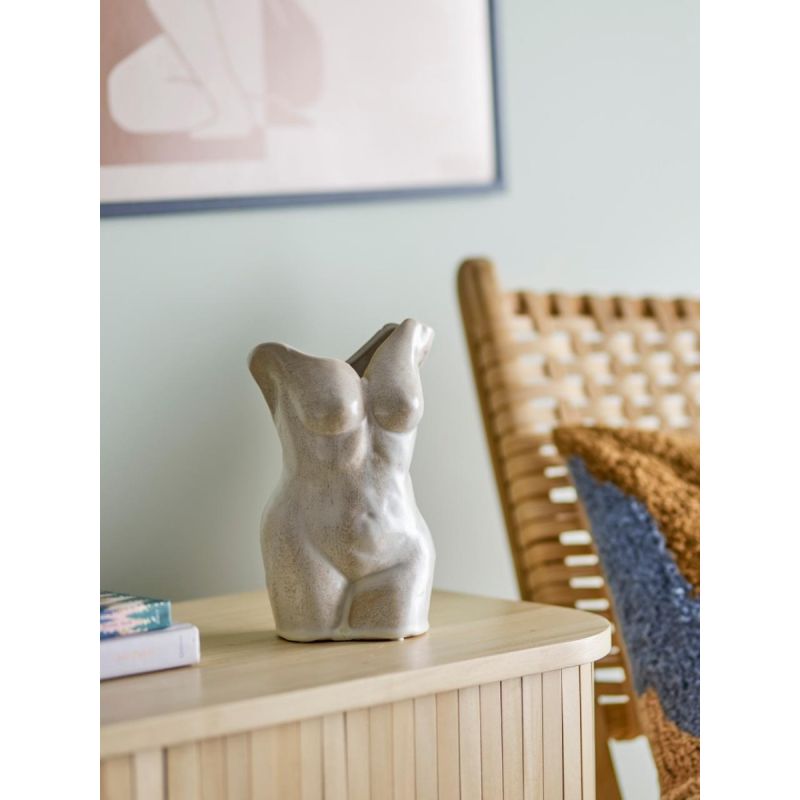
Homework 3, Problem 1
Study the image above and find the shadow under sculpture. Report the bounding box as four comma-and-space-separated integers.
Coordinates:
249, 319, 436, 642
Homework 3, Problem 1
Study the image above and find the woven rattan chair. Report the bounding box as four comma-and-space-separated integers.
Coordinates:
457, 258, 699, 798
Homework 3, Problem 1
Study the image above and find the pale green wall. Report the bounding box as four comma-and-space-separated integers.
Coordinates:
101, 0, 698, 605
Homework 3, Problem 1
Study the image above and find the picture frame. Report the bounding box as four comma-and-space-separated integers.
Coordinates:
100, 0, 504, 217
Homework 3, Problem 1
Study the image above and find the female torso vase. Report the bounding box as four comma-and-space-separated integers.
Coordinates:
249, 319, 435, 642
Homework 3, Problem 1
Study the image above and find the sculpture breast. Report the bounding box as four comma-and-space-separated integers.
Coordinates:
249, 319, 436, 642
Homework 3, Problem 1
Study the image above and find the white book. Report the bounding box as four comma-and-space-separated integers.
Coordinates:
100, 623, 200, 680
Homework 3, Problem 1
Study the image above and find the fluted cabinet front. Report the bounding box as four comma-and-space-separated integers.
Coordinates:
101, 665, 595, 800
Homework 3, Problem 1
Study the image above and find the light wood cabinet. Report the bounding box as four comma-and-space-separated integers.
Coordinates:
101, 590, 610, 799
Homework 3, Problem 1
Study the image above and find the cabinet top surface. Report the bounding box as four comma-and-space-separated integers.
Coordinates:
100, 590, 609, 756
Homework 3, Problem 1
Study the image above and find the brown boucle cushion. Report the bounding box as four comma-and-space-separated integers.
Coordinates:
554, 426, 700, 800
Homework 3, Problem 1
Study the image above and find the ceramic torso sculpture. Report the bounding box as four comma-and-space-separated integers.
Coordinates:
249, 319, 436, 642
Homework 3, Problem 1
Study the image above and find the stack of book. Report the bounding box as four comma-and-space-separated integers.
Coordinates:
100, 591, 200, 680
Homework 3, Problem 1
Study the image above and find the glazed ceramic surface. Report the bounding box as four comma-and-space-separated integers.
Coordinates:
249, 319, 436, 641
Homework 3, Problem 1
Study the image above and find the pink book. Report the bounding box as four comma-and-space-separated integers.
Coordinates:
100, 623, 200, 680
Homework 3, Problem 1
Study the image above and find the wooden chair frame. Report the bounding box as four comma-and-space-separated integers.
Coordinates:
457, 258, 699, 797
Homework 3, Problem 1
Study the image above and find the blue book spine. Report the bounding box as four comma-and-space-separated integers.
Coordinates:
100, 591, 172, 640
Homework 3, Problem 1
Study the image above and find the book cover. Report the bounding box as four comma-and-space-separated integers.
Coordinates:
100, 623, 201, 680
101, 590, 172, 640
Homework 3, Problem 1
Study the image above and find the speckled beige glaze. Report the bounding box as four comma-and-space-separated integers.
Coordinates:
249, 319, 436, 642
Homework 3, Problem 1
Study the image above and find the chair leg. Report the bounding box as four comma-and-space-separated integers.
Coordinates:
595, 710, 622, 800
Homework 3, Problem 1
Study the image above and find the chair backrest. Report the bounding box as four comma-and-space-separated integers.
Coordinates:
457, 258, 699, 741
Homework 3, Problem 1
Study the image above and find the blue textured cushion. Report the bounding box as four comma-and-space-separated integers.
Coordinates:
554, 425, 700, 798
569, 457, 700, 737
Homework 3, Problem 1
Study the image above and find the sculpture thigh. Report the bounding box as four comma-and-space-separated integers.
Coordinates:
343, 538, 435, 639
262, 524, 347, 641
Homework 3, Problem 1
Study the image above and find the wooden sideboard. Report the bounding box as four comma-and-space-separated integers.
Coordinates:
101, 590, 610, 799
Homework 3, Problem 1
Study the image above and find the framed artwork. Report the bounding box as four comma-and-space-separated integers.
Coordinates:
100, 0, 503, 217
